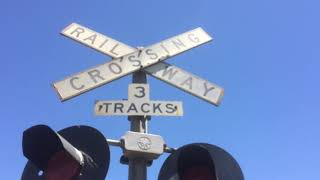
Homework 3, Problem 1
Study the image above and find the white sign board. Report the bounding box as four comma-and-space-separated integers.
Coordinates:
59, 23, 223, 106
95, 101, 183, 116
61, 23, 136, 58
145, 62, 224, 106
54, 25, 212, 101
128, 84, 150, 101
95, 84, 183, 116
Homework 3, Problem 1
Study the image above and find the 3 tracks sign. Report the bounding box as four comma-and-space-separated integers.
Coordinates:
95, 84, 183, 116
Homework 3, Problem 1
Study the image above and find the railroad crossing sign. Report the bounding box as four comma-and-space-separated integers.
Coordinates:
95, 84, 183, 116
21, 23, 244, 180
53, 23, 224, 106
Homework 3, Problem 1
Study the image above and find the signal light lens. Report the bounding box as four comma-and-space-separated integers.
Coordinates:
45, 150, 82, 180
181, 166, 216, 180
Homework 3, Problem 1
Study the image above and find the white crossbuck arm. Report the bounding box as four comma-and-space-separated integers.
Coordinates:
54, 23, 223, 106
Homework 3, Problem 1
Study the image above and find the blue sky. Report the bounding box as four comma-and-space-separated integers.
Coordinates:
1, 0, 319, 179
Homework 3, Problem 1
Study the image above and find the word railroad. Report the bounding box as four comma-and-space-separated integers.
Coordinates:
53, 23, 224, 106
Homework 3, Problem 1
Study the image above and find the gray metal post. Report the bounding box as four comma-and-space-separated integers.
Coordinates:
128, 70, 148, 180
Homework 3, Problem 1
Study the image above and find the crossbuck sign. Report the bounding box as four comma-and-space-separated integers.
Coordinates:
53, 23, 224, 106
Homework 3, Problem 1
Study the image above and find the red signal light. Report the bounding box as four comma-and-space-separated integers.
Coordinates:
45, 151, 82, 180
181, 166, 216, 180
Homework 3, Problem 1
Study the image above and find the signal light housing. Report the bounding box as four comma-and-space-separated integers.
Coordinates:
158, 143, 244, 180
21, 125, 110, 180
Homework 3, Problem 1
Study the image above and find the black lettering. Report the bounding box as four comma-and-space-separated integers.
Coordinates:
134, 86, 146, 98
83, 34, 97, 45
141, 103, 150, 113
88, 69, 105, 83
203, 82, 215, 96
153, 103, 162, 113
127, 103, 138, 113
128, 55, 141, 67
165, 103, 176, 113
108, 63, 122, 74
160, 44, 170, 55
114, 103, 124, 113
137, 49, 143, 57
188, 33, 200, 43
99, 39, 109, 48
161, 65, 178, 80
103, 103, 112, 112
70, 77, 84, 90
145, 49, 159, 60
70, 27, 84, 38
98, 105, 104, 111
180, 77, 193, 90
110, 44, 119, 56
171, 38, 186, 50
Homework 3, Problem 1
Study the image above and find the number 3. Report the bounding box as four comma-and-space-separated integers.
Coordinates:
134, 86, 145, 98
